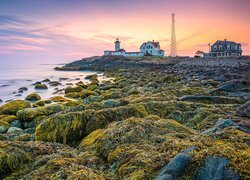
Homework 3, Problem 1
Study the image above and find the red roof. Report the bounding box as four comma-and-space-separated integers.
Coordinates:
151, 42, 160, 48
117, 49, 126, 52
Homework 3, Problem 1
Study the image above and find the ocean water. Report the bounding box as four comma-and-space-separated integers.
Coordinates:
0, 60, 103, 105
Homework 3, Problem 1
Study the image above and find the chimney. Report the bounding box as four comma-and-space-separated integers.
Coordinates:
224, 39, 227, 42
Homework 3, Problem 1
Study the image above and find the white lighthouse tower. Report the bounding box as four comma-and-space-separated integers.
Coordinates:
114, 37, 121, 51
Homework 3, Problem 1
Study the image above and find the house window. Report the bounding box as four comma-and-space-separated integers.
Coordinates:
231, 46, 234, 50
213, 46, 217, 50
235, 45, 237, 50
219, 45, 222, 50
227, 45, 230, 50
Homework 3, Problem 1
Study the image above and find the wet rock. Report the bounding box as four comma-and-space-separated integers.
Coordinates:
49, 81, 61, 86
35, 84, 48, 90
18, 87, 28, 91
102, 99, 121, 108
0, 99, 2, 102
32, 81, 41, 85
75, 78, 80, 80
66, 83, 73, 86
85, 74, 98, 80
59, 77, 69, 81
23, 119, 36, 129
7, 127, 23, 134
155, 153, 191, 179
25, 93, 41, 101
41, 78, 50, 82
0, 100, 31, 115
13, 133, 31, 141
195, 156, 240, 180
236, 100, 250, 118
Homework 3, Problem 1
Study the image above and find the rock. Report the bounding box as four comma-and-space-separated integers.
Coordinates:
49, 81, 61, 86
18, 87, 28, 91
85, 74, 98, 80
65, 92, 81, 99
0, 99, 2, 102
195, 156, 240, 180
102, 99, 121, 108
179, 95, 244, 104
7, 127, 23, 134
0, 115, 18, 123
65, 86, 83, 94
87, 85, 98, 91
236, 100, 250, 118
33, 100, 45, 107
23, 119, 36, 129
10, 120, 22, 128
32, 81, 41, 85
25, 93, 41, 101
59, 78, 69, 81
35, 84, 48, 90
202, 118, 249, 135
155, 153, 191, 179
17, 104, 64, 122
66, 83, 73, 86
217, 80, 250, 92
0, 100, 31, 115
0, 121, 10, 134
13, 133, 31, 141
41, 78, 50, 82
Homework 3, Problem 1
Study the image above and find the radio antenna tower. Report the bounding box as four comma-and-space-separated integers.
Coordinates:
170, 13, 177, 57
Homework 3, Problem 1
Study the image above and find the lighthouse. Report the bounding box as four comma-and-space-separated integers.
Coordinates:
114, 37, 121, 51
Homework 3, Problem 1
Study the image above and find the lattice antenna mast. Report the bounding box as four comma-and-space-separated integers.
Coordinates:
170, 13, 177, 57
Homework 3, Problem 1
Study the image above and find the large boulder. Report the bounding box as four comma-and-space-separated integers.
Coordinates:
35, 84, 48, 90
25, 93, 41, 101
0, 100, 31, 115
154, 153, 191, 179
195, 156, 240, 180
236, 100, 250, 118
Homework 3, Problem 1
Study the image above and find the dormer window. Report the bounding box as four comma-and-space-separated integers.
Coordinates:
219, 45, 223, 50
213, 46, 217, 50
227, 45, 230, 50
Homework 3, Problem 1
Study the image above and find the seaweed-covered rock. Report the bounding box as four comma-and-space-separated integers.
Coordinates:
65, 92, 81, 99
50, 96, 71, 103
18, 87, 28, 91
49, 81, 61, 86
65, 86, 83, 94
41, 78, 50, 82
179, 95, 244, 104
195, 156, 240, 180
102, 99, 121, 108
35, 104, 148, 144
217, 80, 250, 92
81, 90, 98, 99
34, 84, 48, 90
10, 120, 22, 128
0, 115, 18, 123
25, 93, 41, 101
17, 104, 65, 122
87, 85, 98, 91
0, 100, 31, 115
0, 120, 10, 134
236, 100, 250, 118
33, 100, 45, 107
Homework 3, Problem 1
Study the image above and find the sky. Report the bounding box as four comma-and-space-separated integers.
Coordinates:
0, 0, 249, 63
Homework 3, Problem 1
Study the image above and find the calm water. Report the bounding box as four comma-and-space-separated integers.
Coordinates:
0, 60, 103, 105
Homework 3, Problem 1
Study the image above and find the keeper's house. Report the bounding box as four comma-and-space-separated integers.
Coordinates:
205, 39, 242, 57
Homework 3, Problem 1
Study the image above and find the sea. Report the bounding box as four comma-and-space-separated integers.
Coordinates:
0, 59, 103, 105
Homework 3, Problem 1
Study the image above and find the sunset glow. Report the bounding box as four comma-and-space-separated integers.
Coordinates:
0, 0, 249, 62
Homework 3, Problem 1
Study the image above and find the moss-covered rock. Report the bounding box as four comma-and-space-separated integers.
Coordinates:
0, 100, 31, 115
65, 92, 81, 99
17, 104, 65, 122
50, 96, 71, 103
87, 85, 98, 91
25, 93, 41, 101
35, 104, 148, 144
65, 86, 83, 94
81, 90, 98, 99
0, 120, 10, 133
0, 115, 18, 123
34, 84, 48, 90
33, 100, 45, 107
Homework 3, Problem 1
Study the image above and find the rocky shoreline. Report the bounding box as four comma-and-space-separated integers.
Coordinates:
0, 55, 250, 179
